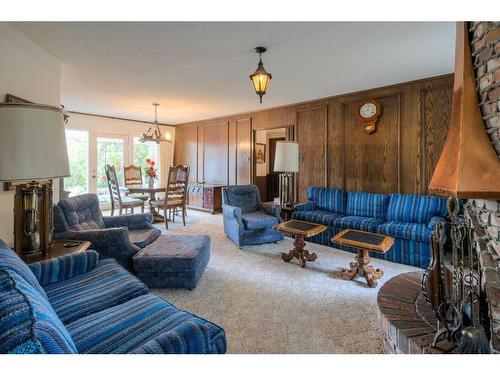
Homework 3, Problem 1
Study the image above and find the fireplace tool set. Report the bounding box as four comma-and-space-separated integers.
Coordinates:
421, 197, 490, 353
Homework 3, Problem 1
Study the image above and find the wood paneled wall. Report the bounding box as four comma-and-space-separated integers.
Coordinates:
174, 74, 453, 201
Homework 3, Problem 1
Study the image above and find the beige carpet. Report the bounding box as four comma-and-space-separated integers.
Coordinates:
152, 210, 418, 354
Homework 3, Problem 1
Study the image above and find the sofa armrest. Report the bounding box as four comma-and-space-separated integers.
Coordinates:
130, 319, 226, 354
54, 227, 140, 271
103, 213, 154, 230
29, 250, 100, 287
259, 202, 282, 220
222, 204, 243, 224
293, 201, 315, 212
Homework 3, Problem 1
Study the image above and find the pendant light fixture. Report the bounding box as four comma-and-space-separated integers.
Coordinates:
139, 103, 171, 144
249, 46, 272, 103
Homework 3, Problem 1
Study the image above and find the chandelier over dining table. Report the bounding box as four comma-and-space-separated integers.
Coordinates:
139, 103, 172, 144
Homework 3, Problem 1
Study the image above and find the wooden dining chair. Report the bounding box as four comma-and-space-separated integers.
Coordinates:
105, 164, 145, 216
151, 165, 189, 229
124, 164, 149, 202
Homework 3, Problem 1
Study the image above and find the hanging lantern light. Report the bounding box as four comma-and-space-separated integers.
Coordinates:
139, 103, 171, 144
249, 46, 272, 103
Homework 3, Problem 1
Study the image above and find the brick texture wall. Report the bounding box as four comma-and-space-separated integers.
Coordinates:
468, 21, 500, 353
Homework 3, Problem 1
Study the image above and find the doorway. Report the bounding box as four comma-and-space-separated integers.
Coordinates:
252, 127, 291, 202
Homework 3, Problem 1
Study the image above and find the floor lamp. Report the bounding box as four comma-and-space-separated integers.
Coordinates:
0, 102, 70, 256
274, 141, 299, 206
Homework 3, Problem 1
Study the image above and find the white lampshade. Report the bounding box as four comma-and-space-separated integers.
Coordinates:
0, 103, 70, 181
274, 141, 299, 173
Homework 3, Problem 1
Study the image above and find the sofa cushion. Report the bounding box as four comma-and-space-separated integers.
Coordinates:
292, 210, 342, 226
129, 228, 162, 248
334, 216, 385, 231
0, 241, 48, 300
0, 270, 77, 354
346, 191, 389, 219
386, 194, 448, 224
377, 222, 430, 242
307, 187, 345, 213
241, 211, 279, 230
223, 185, 260, 214
67, 294, 226, 354
58, 193, 105, 231
43, 258, 148, 324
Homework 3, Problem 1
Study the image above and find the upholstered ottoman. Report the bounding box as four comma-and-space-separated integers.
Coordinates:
132, 235, 210, 289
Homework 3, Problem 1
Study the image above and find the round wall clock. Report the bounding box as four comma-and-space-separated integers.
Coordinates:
355, 99, 381, 134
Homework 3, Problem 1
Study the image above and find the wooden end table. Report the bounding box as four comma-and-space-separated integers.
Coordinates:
332, 229, 394, 288
274, 220, 327, 268
21, 240, 92, 264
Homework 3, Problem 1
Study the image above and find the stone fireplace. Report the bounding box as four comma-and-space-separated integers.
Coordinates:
467, 21, 500, 353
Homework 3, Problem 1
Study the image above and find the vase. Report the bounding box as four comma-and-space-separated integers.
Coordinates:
148, 177, 155, 188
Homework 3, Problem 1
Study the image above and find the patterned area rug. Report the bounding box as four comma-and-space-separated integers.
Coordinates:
152, 210, 418, 354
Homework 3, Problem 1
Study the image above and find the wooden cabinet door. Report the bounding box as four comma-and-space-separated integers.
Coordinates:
296, 105, 328, 202
343, 95, 400, 193
174, 126, 198, 183
203, 122, 229, 185
235, 118, 251, 185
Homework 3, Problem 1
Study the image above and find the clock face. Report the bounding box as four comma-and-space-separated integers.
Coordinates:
359, 103, 377, 119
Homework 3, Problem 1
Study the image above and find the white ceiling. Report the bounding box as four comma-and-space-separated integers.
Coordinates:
10, 22, 455, 124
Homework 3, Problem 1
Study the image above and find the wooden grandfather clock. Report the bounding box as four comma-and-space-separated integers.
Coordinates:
355, 99, 381, 134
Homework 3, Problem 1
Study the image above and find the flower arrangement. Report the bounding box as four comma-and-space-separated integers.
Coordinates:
144, 159, 158, 180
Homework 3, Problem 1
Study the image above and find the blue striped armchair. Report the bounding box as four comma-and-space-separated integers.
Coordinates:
0, 240, 226, 354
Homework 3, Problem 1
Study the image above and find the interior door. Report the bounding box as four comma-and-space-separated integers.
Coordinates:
296, 106, 328, 202
90, 134, 130, 208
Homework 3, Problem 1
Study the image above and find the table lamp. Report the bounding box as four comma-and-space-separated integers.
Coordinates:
0, 102, 70, 255
274, 141, 299, 206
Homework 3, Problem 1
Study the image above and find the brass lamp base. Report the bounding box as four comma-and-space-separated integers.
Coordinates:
14, 180, 54, 256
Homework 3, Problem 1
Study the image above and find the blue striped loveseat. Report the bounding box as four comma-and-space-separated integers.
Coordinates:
0, 240, 226, 354
291, 187, 448, 268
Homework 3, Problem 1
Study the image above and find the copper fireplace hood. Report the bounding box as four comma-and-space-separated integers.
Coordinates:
428, 22, 500, 199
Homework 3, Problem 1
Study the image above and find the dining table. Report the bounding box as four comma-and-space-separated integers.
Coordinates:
125, 184, 167, 223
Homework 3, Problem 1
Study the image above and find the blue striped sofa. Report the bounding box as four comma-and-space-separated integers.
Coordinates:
0, 240, 226, 354
291, 187, 448, 268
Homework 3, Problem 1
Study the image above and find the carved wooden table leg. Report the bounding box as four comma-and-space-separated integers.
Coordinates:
342, 248, 384, 288
281, 234, 317, 268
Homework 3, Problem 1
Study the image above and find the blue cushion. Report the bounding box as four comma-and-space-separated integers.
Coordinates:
241, 211, 279, 230
222, 185, 260, 214
377, 222, 430, 242
44, 259, 148, 324
58, 193, 105, 230
292, 210, 342, 226
307, 187, 345, 213
128, 228, 162, 248
386, 194, 448, 224
334, 216, 385, 231
346, 191, 389, 219
0, 270, 77, 354
0, 241, 48, 300
67, 294, 226, 354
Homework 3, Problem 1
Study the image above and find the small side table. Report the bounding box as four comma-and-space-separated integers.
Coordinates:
332, 229, 394, 288
274, 220, 327, 268
280, 203, 297, 221
21, 240, 92, 264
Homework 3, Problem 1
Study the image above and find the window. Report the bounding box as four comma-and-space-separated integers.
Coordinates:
64, 129, 89, 197
133, 137, 160, 180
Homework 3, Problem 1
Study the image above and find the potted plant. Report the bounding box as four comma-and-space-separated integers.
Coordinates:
144, 159, 158, 188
